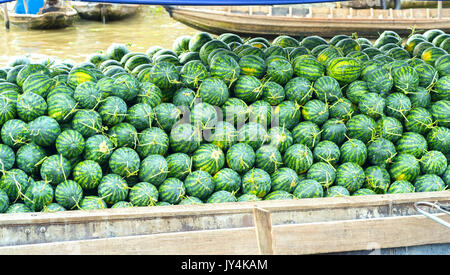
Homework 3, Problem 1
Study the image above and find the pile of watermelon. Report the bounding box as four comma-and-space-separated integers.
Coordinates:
0, 29, 449, 213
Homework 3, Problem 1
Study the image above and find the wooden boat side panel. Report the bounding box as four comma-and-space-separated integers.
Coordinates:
1, 8, 77, 29
0, 191, 448, 247
71, 3, 139, 21
0, 213, 448, 255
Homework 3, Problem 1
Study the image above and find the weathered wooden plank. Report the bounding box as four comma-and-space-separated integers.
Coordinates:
252, 207, 274, 255
0, 214, 448, 255
273, 214, 450, 254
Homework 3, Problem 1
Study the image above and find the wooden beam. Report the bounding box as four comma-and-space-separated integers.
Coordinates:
252, 207, 274, 255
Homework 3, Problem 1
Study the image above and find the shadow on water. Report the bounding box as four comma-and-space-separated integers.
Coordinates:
0, 7, 199, 66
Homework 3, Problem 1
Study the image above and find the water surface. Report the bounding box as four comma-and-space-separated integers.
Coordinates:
0, 7, 198, 66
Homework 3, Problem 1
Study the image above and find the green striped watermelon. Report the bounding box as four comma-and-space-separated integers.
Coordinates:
137, 127, 169, 157
55, 180, 83, 209
24, 180, 54, 211
129, 182, 159, 206
389, 153, 421, 182
184, 170, 214, 201
293, 179, 324, 198
72, 160, 103, 190
98, 174, 129, 205
335, 162, 365, 193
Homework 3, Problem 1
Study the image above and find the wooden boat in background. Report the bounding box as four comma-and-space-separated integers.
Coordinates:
165, 4, 450, 39
70, 1, 140, 23
0, 4, 78, 30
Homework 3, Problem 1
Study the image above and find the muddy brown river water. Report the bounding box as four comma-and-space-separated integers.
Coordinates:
0, 7, 198, 66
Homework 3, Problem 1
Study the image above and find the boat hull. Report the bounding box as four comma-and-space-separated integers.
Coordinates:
71, 2, 139, 21
0, 7, 78, 30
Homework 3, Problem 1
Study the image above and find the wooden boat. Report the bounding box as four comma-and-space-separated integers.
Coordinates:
164, 5, 450, 39
70, 2, 139, 23
0, 191, 448, 255
0, 5, 78, 30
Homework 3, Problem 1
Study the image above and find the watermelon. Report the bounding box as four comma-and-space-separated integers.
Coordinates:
414, 63, 438, 89
109, 147, 140, 178
67, 67, 97, 90
335, 162, 365, 193
166, 153, 192, 181
427, 126, 450, 155
233, 75, 263, 104
300, 36, 328, 51
55, 180, 83, 209
404, 107, 434, 135
158, 178, 185, 204
284, 77, 313, 105
210, 121, 237, 151
239, 55, 266, 79
358, 93, 385, 119
97, 174, 129, 205
307, 162, 336, 188
0, 144, 14, 172
313, 140, 341, 166
363, 68, 393, 97
432, 75, 450, 101
71, 109, 103, 138
72, 160, 103, 190
184, 170, 214, 200
392, 65, 419, 94
420, 150, 447, 176
264, 190, 294, 201
292, 55, 325, 82
154, 103, 181, 132
129, 182, 159, 206
173, 87, 196, 108
431, 100, 450, 128
40, 154, 71, 185
320, 118, 347, 146
6, 203, 32, 213
273, 35, 300, 48
313, 75, 341, 103
266, 57, 293, 86
197, 77, 229, 107
222, 97, 248, 127
190, 102, 218, 131
367, 137, 396, 166
28, 116, 61, 147
387, 180, 415, 194
328, 98, 354, 121
41, 203, 66, 212
346, 114, 377, 143
283, 143, 314, 174
83, 134, 114, 165
270, 167, 300, 193
265, 126, 293, 154
209, 55, 240, 86
236, 193, 261, 202
16, 92, 47, 122
414, 174, 446, 192
138, 154, 168, 186
396, 132, 428, 158
192, 143, 225, 175
24, 180, 54, 211
126, 103, 154, 131
80, 196, 107, 210
47, 94, 77, 123
111, 201, 133, 208
248, 100, 272, 127
226, 143, 255, 175
292, 121, 321, 149
340, 139, 367, 166
98, 96, 128, 127
317, 47, 342, 67
55, 130, 85, 159
293, 179, 324, 198
389, 153, 421, 182
213, 168, 241, 193
255, 145, 282, 174
108, 122, 138, 148
237, 122, 267, 151
364, 166, 390, 194
15, 142, 46, 176
352, 188, 377, 196
0, 169, 31, 202
180, 60, 208, 89
22, 73, 55, 98
137, 127, 169, 158
345, 80, 370, 104
207, 190, 237, 203
16, 63, 51, 87
326, 57, 362, 84
178, 196, 203, 205
169, 123, 201, 154
409, 87, 431, 109
241, 168, 271, 198
106, 43, 130, 61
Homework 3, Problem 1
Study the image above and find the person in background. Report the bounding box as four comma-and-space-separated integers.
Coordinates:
15, 0, 45, 14
39, 0, 63, 14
